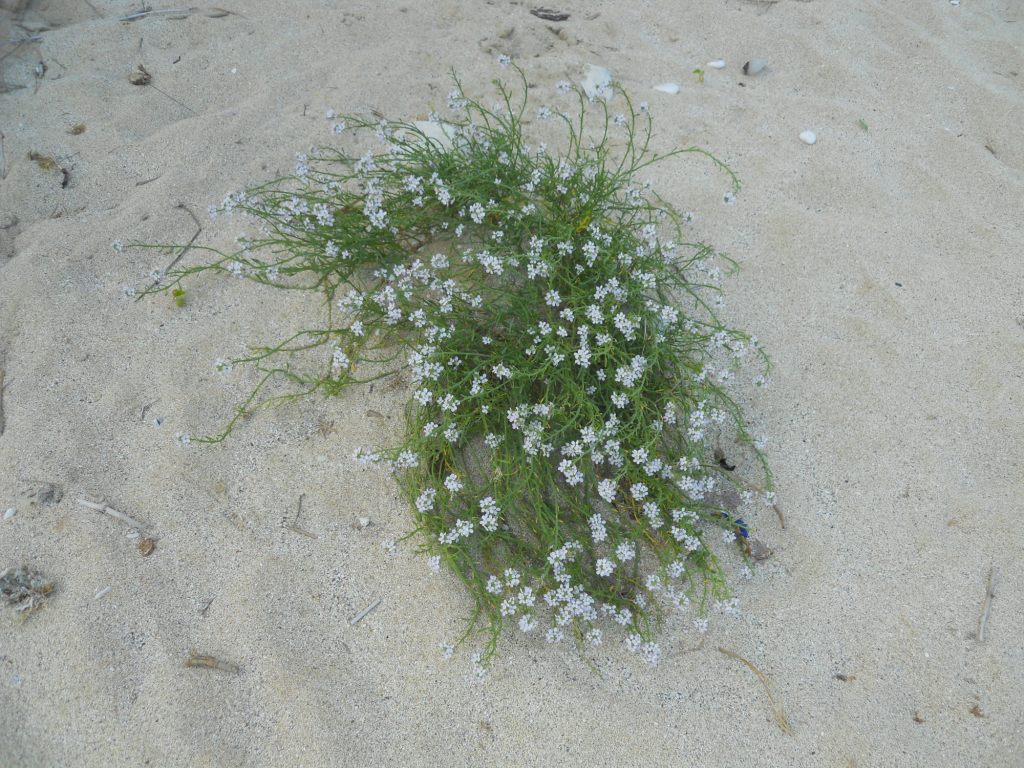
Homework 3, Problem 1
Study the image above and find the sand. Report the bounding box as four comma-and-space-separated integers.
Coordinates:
1, 1, 1022, 765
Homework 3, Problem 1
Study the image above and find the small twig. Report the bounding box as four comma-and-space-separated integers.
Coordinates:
0, 367, 5, 435
718, 646, 793, 735
977, 567, 996, 642
285, 493, 319, 539
349, 598, 381, 625
77, 499, 148, 530
94, 586, 112, 600
198, 597, 214, 616
135, 174, 162, 186
120, 8, 192, 22
81, 0, 104, 18
184, 650, 240, 673
147, 81, 196, 115
773, 503, 785, 529
136, 203, 202, 300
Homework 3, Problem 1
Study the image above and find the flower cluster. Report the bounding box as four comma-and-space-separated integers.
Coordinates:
135, 64, 771, 666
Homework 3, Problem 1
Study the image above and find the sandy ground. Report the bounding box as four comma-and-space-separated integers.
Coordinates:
1, 0, 1022, 765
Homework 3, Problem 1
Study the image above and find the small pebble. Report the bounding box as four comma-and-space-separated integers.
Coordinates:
742, 58, 768, 76
723, 191, 737, 205
707, 59, 726, 69
3, 508, 15, 521
358, 517, 371, 529
128, 64, 151, 85
653, 82, 680, 94
581, 64, 612, 99
799, 130, 817, 145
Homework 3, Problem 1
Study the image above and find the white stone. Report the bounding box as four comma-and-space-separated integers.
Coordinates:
3, 508, 15, 521
653, 83, 680, 94
707, 60, 726, 69
799, 130, 817, 145
581, 65, 613, 99
743, 58, 768, 76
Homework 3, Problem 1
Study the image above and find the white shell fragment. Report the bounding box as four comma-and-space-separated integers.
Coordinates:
799, 130, 817, 145
743, 58, 768, 76
581, 64, 613, 100
3, 508, 15, 521
707, 60, 726, 69
653, 82, 680, 94
412, 121, 458, 150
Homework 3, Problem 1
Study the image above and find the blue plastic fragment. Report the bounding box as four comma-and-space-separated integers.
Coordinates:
717, 511, 749, 539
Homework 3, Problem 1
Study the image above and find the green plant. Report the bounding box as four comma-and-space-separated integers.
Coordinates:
132, 62, 772, 668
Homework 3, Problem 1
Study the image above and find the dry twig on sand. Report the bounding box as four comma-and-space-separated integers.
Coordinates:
77, 499, 148, 530
184, 650, 240, 673
718, 646, 794, 735
977, 567, 996, 642
136, 203, 202, 300
350, 598, 381, 626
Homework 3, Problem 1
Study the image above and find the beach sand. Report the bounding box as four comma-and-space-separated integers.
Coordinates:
1, 1, 1022, 765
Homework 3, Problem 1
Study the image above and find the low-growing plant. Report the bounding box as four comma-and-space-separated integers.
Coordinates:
131, 61, 773, 667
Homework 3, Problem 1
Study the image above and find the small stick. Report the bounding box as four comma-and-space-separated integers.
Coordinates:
349, 598, 381, 625
135, 174, 162, 186
198, 597, 214, 616
82, 0, 104, 18
183, 650, 240, 673
977, 567, 996, 642
147, 82, 196, 115
136, 203, 202, 300
120, 8, 192, 22
0, 367, 5, 435
94, 586, 112, 600
718, 646, 793, 735
286, 493, 319, 539
773, 503, 785, 529
77, 499, 147, 530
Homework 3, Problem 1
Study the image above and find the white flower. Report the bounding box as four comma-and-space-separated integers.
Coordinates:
615, 542, 635, 562
595, 558, 615, 577
479, 496, 500, 532
497, 54, 512, 68
588, 514, 607, 543
597, 478, 617, 503
444, 473, 463, 493
416, 488, 437, 514
558, 459, 583, 486
427, 555, 441, 574
641, 642, 661, 665
631, 482, 649, 501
